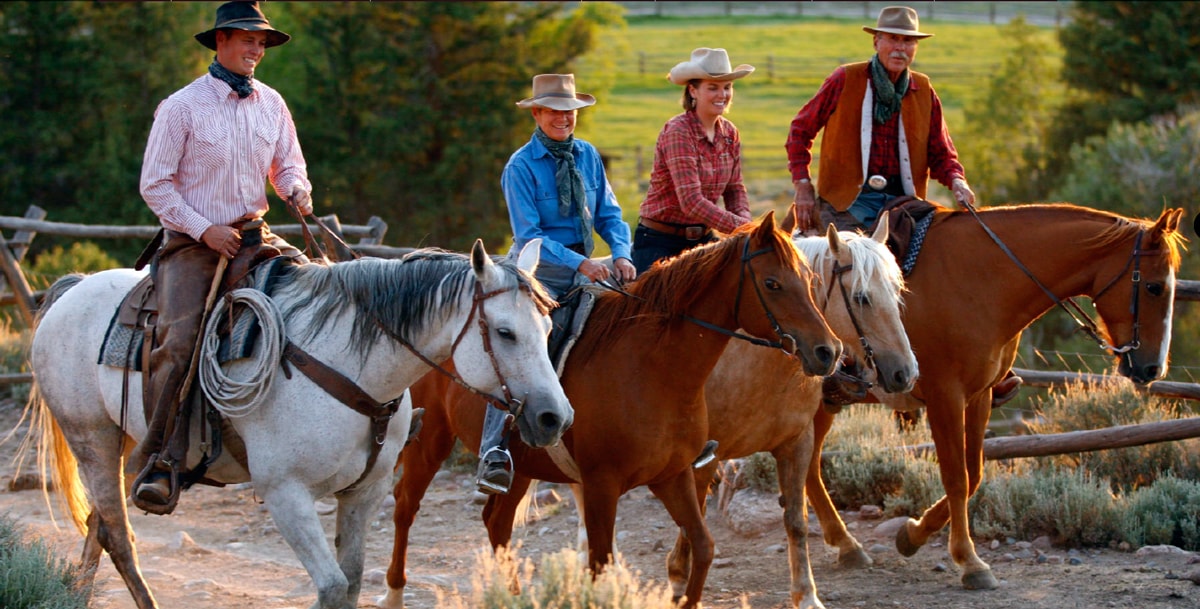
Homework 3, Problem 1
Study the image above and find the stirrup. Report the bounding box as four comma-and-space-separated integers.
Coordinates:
131, 456, 181, 515
476, 447, 513, 495
692, 440, 719, 469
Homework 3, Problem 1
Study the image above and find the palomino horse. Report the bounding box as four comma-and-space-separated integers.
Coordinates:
23, 240, 573, 609
659, 218, 918, 609
805, 204, 1185, 592
380, 212, 842, 609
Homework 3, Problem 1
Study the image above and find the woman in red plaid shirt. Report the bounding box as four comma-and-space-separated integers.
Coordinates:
630, 48, 755, 274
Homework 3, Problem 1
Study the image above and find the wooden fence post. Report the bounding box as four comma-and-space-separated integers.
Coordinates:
0, 232, 38, 326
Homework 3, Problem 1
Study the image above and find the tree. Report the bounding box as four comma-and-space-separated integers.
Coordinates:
1045, 2, 1200, 194
959, 17, 1061, 204
279, 2, 623, 251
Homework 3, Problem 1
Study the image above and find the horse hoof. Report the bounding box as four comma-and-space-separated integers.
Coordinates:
962, 568, 999, 590
837, 546, 873, 568
894, 520, 922, 557
375, 588, 405, 609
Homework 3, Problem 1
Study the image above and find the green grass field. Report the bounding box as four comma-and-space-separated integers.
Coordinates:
573, 12, 1064, 218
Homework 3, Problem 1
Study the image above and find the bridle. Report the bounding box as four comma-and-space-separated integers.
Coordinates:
962, 202, 1154, 359
376, 277, 528, 418
825, 259, 878, 372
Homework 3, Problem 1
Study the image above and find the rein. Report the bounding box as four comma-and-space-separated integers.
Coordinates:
372, 278, 526, 417
598, 236, 800, 355
961, 201, 1150, 356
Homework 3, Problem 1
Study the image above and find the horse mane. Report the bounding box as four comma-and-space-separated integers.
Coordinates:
270, 249, 553, 355
573, 219, 802, 356
794, 232, 906, 308
970, 202, 1186, 270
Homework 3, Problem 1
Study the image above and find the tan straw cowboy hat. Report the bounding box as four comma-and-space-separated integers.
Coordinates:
195, 1, 291, 51
863, 6, 933, 38
515, 74, 596, 111
667, 48, 755, 85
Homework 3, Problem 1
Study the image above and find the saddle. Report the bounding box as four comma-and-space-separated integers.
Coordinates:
877, 195, 940, 277
546, 285, 599, 376
100, 246, 295, 491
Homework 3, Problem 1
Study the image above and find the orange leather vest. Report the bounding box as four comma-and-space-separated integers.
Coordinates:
817, 62, 933, 210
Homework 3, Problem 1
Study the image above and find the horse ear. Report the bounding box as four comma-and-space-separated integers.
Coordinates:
516, 238, 542, 275
826, 223, 843, 254
1152, 208, 1183, 237
471, 239, 491, 277
871, 213, 890, 245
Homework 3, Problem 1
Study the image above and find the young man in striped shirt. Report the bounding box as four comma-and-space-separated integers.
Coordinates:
132, 1, 312, 513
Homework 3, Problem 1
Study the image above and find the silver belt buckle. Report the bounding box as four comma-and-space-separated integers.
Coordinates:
867, 175, 888, 191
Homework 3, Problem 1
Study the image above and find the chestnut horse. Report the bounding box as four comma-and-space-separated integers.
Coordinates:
379, 212, 842, 609
662, 218, 918, 609
806, 204, 1185, 592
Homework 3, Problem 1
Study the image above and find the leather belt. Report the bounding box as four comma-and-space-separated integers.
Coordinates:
639, 217, 710, 241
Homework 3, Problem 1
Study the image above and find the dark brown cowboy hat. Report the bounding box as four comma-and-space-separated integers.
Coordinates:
195, 1, 291, 51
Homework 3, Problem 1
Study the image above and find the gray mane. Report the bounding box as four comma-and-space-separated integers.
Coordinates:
269, 249, 546, 356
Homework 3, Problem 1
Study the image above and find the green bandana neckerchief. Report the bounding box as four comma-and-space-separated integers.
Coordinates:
868, 54, 909, 125
534, 127, 593, 256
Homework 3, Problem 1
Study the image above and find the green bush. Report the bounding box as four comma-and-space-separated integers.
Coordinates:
1025, 382, 1200, 492
27, 242, 120, 290
1118, 474, 1200, 550
969, 467, 1124, 547
0, 513, 91, 609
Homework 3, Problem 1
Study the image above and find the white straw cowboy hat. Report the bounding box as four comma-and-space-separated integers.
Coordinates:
863, 6, 933, 38
515, 74, 596, 111
195, 1, 291, 51
667, 48, 755, 85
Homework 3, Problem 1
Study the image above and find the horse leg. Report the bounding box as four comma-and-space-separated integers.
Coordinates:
333, 476, 390, 607
379, 420, 458, 609
648, 470, 713, 609
259, 482, 351, 609
895, 394, 997, 590
481, 474, 534, 596
774, 428, 826, 609
805, 408, 871, 567
61, 418, 158, 609
666, 461, 717, 599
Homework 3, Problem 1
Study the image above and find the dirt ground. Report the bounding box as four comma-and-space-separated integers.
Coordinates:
2, 399, 1199, 609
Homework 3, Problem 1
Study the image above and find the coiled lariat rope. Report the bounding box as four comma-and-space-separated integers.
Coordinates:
199, 288, 286, 418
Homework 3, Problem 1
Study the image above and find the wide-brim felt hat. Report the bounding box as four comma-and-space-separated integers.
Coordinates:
863, 6, 933, 38
195, 1, 291, 51
667, 48, 754, 85
515, 74, 596, 111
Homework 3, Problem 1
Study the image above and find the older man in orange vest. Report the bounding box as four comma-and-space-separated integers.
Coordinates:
786, 6, 1021, 407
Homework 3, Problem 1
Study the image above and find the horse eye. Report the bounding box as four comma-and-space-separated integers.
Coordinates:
854, 292, 871, 306
764, 278, 781, 291
1146, 283, 1164, 296
497, 328, 516, 341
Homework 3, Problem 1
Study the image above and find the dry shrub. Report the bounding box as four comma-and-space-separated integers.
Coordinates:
435, 543, 750, 609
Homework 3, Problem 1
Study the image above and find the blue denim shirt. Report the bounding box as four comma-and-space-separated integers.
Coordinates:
503, 133, 632, 279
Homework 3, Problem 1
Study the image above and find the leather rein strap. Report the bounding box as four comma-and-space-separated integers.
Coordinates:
961, 201, 1151, 355
282, 341, 400, 495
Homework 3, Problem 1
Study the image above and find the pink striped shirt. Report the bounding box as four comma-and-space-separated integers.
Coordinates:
140, 73, 310, 241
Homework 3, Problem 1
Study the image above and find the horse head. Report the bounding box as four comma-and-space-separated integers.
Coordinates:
798, 216, 917, 393
1090, 207, 1185, 385
460, 238, 573, 447
736, 210, 841, 377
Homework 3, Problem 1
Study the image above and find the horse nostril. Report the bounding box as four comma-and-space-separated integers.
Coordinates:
815, 345, 837, 370
537, 411, 561, 431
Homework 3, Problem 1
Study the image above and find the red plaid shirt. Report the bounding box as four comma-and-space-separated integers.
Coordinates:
786, 65, 965, 186
639, 111, 752, 234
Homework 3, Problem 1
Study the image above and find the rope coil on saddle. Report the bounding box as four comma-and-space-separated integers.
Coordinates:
199, 288, 286, 418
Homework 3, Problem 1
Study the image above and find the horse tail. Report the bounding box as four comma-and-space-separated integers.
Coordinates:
27, 383, 91, 535
513, 482, 537, 529
11, 272, 93, 535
